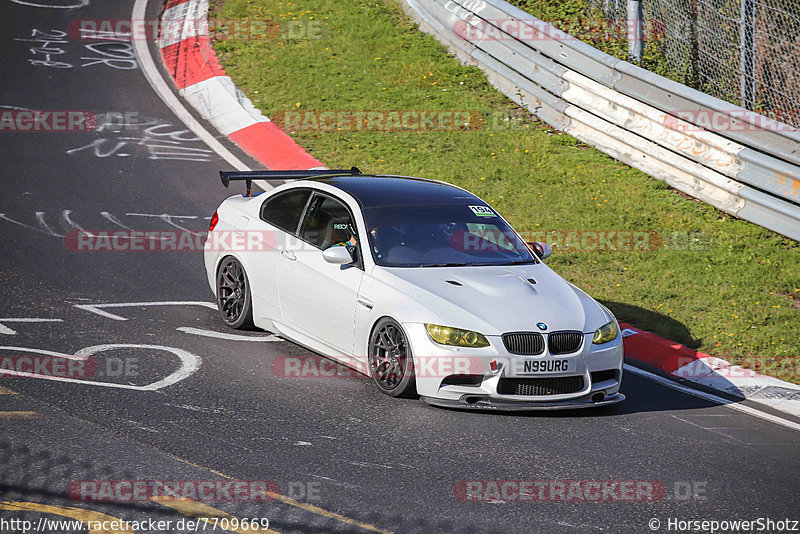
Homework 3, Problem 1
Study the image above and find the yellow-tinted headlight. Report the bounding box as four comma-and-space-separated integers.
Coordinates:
425, 324, 490, 348
592, 320, 618, 345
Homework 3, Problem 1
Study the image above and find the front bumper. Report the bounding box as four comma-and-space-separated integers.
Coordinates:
421, 392, 625, 411
403, 323, 624, 407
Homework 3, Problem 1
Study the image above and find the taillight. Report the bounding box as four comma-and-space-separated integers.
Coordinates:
209, 210, 219, 232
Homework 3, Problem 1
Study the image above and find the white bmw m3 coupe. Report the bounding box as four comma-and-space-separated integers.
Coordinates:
204, 168, 624, 410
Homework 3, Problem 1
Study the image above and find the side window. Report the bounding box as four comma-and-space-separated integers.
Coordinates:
260, 190, 310, 234
299, 195, 356, 250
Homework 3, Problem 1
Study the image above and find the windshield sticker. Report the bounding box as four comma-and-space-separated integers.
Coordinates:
469, 205, 495, 217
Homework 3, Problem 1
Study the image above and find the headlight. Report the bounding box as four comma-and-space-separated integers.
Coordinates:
592, 320, 618, 345
425, 324, 489, 348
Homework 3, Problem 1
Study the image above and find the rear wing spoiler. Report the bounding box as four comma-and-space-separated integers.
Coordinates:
219, 167, 362, 197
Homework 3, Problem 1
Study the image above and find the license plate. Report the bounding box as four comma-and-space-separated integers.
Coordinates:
515, 358, 574, 376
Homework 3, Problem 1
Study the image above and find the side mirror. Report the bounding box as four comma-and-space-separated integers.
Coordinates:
322, 246, 353, 265
528, 241, 552, 260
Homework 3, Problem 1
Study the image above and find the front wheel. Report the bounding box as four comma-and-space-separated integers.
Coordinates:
216, 256, 254, 330
368, 318, 416, 398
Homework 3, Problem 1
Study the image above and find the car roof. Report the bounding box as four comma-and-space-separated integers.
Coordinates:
307, 174, 483, 209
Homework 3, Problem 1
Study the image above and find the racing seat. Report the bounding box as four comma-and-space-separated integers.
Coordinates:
320, 217, 353, 250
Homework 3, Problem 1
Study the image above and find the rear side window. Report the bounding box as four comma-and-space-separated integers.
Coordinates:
260, 190, 310, 234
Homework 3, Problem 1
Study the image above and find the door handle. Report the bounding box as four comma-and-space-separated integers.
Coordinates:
281, 250, 297, 261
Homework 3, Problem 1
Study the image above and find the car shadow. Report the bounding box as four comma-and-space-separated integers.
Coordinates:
600, 300, 700, 349
574, 300, 742, 416
452, 301, 749, 418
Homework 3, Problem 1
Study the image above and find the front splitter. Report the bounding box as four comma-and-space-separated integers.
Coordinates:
420, 392, 625, 411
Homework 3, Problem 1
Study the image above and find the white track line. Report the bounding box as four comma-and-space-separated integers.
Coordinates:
130, 0, 250, 171
75, 301, 217, 321
0, 344, 201, 391
624, 364, 800, 433
177, 326, 282, 342
0, 346, 88, 361
0, 318, 63, 335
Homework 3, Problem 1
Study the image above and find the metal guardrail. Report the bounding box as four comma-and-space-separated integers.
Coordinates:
401, 0, 800, 240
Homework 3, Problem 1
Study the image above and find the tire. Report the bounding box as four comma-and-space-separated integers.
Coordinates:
368, 318, 417, 398
216, 256, 254, 330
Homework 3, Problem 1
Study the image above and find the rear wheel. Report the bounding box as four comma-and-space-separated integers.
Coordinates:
216, 256, 254, 330
368, 318, 416, 398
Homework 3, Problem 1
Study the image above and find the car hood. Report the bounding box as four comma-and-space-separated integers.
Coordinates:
373, 264, 612, 336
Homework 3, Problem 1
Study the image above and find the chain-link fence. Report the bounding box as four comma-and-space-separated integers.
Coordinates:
584, 0, 800, 128
510, 0, 800, 128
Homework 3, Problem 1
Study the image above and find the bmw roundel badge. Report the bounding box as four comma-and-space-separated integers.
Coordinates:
536, 322, 548, 331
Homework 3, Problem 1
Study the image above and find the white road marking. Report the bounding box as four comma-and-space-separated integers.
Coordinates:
36, 212, 62, 237
126, 213, 202, 234
177, 327, 281, 342
126, 213, 198, 218
348, 461, 394, 470
0, 211, 64, 237
9, 0, 89, 7
0, 344, 201, 391
73, 305, 129, 321
0, 345, 88, 361
98, 212, 178, 241
1, 211, 213, 238
75, 301, 217, 321
0, 318, 63, 335
624, 364, 800, 433
130, 0, 250, 171
0, 213, 52, 236
100, 211, 134, 230
669, 414, 749, 444
61, 210, 88, 232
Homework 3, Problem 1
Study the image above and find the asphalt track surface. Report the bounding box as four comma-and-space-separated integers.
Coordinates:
1, 1, 799, 533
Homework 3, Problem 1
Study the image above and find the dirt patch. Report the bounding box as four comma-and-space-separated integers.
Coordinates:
777, 291, 800, 309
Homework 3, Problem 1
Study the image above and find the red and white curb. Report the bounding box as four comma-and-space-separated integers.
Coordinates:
155, 0, 799, 422
621, 323, 800, 418
158, 0, 323, 170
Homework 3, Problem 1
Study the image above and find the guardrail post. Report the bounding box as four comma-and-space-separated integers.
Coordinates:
740, 0, 755, 109
626, 0, 644, 62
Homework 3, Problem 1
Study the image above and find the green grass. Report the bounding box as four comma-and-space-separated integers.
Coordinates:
210, 0, 800, 382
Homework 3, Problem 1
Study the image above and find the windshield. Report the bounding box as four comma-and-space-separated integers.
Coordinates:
362, 204, 538, 267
